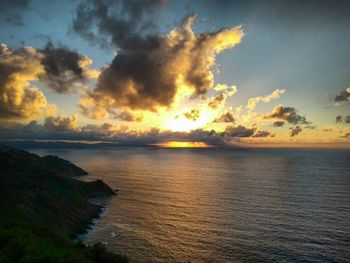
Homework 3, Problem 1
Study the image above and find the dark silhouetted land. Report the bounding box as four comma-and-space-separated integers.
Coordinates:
0, 145, 128, 263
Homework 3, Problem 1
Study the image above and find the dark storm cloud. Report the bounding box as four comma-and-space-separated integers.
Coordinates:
0, 0, 29, 26
264, 105, 310, 125
273, 121, 285, 127
214, 112, 235, 123
335, 88, 350, 103
290, 126, 302, 137
39, 43, 94, 93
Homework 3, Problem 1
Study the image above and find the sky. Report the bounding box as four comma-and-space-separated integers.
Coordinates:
0, 0, 350, 147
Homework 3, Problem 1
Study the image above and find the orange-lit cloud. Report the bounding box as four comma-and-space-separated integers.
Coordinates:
246, 89, 285, 110
214, 112, 235, 123
0, 44, 51, 120
163, 84, 238, 132
0, 43, 98, 122
208, 85, 237, 110
44, 115, 79, 131
183, 108, 201, 121
79, 15, 244, 118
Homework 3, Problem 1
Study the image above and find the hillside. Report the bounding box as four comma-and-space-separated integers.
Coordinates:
0, 145, 128, 263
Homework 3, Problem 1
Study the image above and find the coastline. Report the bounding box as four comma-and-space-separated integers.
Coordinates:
0, 145, 128, 262
75, 196, 110, 240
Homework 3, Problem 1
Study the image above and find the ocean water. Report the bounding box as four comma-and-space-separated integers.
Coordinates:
31, 147, 350, 263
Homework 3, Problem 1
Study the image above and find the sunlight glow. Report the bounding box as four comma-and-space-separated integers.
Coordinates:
163, 109, 215, 132
164, 117, 203, 132
156, 141, 213, 148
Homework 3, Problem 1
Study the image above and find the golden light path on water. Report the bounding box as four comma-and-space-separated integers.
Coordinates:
31, 148, 350, 262
155, 141, 213, 148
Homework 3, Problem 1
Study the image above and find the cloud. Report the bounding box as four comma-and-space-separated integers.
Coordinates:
214, 112, 235, 123
290, 126, 302, 137
79, 13, 244, 115
0, 119, 274, 145
273, 121, 285, 127
252, 130, 272, 138
224, 124, 273, 139
335, 87, 350, 104
44, 115, 79, 131
224, 125, 255, 138
340, 132, 350, 138
162, 85, 238, 132
72, 0, 165, 49
304, 125, 316, 130
81, 122, 120, 136
246, 89, 285, 110
0, 42, 99, 120
336, 115, 350, 124
0, 44, 51, 120
79, 90, 115, 120
264, 105, 310, 125
183, 108, 201, 121
0, 119, 226, 145
113, 111, 143, 122
346, 116, 350, 124
320, 126, 333, 132
39, 42, 99, 93
208, 85, 237, 110
0, 0, 29, 26
336, 115, 343, 123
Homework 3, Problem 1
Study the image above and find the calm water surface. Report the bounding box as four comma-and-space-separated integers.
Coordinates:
31, 147, 350, 263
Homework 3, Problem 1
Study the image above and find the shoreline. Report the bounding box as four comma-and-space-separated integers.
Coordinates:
75, 196, 111, 241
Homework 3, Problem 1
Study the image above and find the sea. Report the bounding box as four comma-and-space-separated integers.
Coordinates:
30, 147, 350, 263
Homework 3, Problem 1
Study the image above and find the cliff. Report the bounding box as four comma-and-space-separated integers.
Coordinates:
0, 145, 127, 263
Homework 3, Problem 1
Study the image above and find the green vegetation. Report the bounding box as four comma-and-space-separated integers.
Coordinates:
0, 218, 128, 263
0, 146, 128, 263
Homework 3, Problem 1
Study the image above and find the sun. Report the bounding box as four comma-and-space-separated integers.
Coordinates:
163, 110, 215, 132
164, 117, 201, 132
